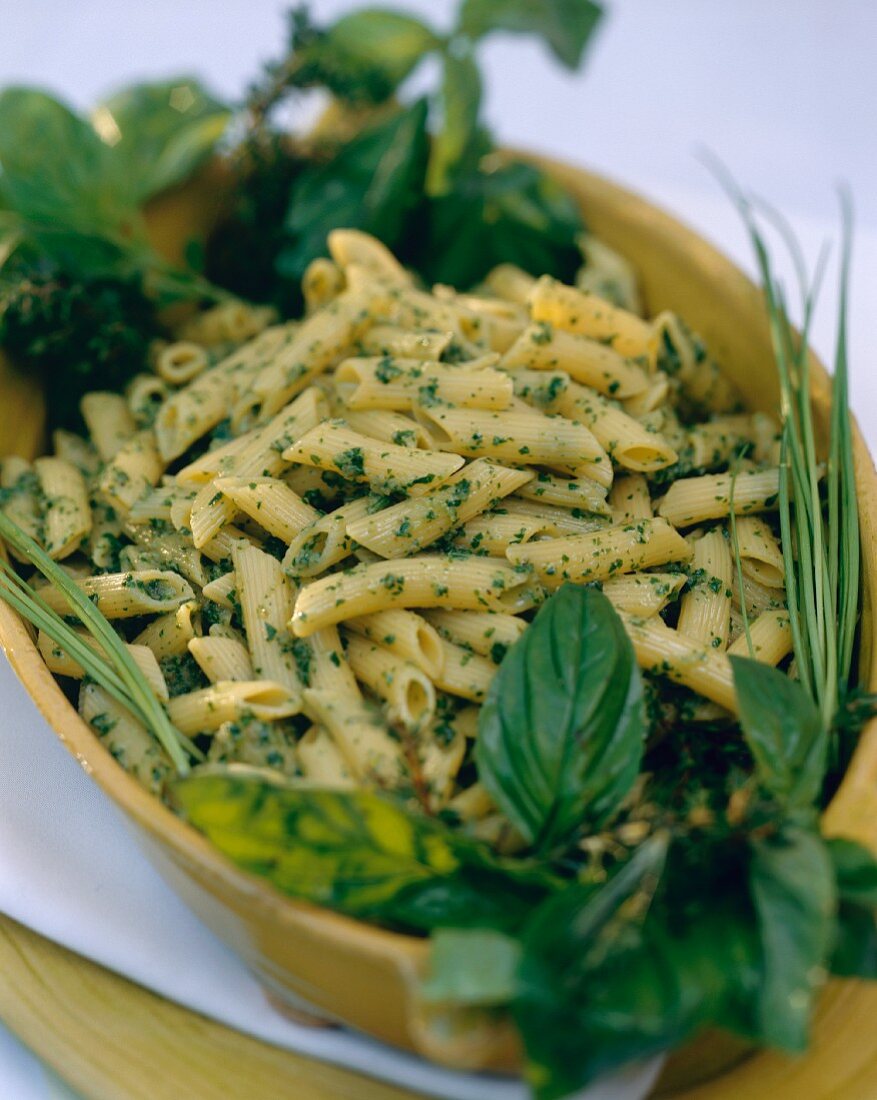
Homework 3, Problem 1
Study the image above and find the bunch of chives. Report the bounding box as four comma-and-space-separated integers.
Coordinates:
714, 162, 860, 735
0, 510, 191, 773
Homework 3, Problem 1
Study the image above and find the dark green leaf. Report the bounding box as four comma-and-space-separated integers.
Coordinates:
297, 10, 439, 103
0, 87, 136, 242
515, 837, 762, 1100
415, 159, 583, 287
826, 836, 877, 907
476, 586, 645, 852
425, 50, 482, 196
731, 656, 827, 812
830, 901, 877, 978
459, 0, 604, 70
172, 773, 554, 933
279, 100, 429, 283
749, 828, 835, 1051
93, 78, 230, 203
422, 929, 521, 1006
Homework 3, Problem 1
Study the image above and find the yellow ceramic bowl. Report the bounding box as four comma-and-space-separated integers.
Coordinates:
2, 159, 877, 1098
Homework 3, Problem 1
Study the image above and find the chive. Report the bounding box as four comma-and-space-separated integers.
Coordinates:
0, 511, 191, 772
727, 470, 754, 658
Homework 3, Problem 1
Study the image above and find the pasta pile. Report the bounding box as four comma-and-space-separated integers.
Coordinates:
1, 228, 792, 838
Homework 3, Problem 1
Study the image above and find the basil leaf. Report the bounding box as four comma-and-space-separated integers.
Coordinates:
830, 901, 877, 978
422, 929, 521, 1006
279, 100, 429, 283
731, 656, 827, 812
93, 79, 230, 203
425, 51, 482, 197
459, 0, 604, 70
0, 87, 134, 241
749, 827, 835, 1051
416, 159, 583, 287
826, 836, 877, 906
476, 586, 645, 853
172, 773, 554, 933
297, 10, 439, 103
515, 837, 762, 1100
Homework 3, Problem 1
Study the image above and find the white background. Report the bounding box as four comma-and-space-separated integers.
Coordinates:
1, 1, 876, 1095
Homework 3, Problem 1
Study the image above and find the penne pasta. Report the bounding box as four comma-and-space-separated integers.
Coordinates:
344, 609, 444, 679
658, 468, 781, 527
38, 569, 194, 619
34, 456, 91, 559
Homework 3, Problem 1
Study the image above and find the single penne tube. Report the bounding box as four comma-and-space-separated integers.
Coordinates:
618, 612, 736, 712
502, 323, 650, 398
126, 373, 171, 428
422, 608, 526, 660
343, 632, 437, 732
52, 430, 100, 477
201, 571, 237, 609
78, 681, 171, 793
515, 471, 610, 515
156, 341, 209, 385
175, 428, 261, 485
484, 263, 536, 305
433, 636, 496, 703
215, 476, 320, 543
503, 496, 611, 536
414, 402, 611, 483
452, 510, 555, 555
188, 479, 237, 549
528, 275, 652, 359
506, 517, 691, 587
357, 325, 452, 361
335, 357, 513, 411
232, 387, 330, 477
97, 430, 165, 513
658, 468, 781, 527
601, 572, 687, 617
342, 409, 435, 450
34, 456, 91, 559
557, 382, 677, 472
302, 687, 403, 785
291, 555, 541, 636
307, 625, 359, 696
345, 458, 532, 558
677, 530, 733, 649
132, 601, 198, 660
731, 570, 787, 620
249, 290, 380, 420
733, 516, 785, 588
37, 569, 195, 619
296, 724, 356, 789
328, 228, 412, 285
727, 609, 793, 666
0, 458, 44, 554
39, 631, 169, 701
188, 635, 254, 683
283, 495, 374, 578
233, 544, 303, 704
344, 609, 445, 679
167, 680, 300, 735
80, 392, 136, 461
302, 257, 345, 312
608, 473, 654, 522
283, 420, 463, 497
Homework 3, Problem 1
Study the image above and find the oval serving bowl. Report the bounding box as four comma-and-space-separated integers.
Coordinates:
2, 158, 877, 1098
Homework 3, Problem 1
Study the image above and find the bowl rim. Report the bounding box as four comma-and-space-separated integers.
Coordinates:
2, 154, 876, 1017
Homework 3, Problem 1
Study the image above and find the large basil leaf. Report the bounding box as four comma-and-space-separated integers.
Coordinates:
0, 87, 134, 241
459, 0, 604, 70
93, 78, 230, 203
296, 10, 439, 103
515, 837, 762, 1100
731, 656, 827, 813
416, 159, 583, 287
421, 928, 521, 1007
279, 99, 429, 283
172, 773, 554, 933
475, 586, 645, 853
750, 827, 835, 1051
